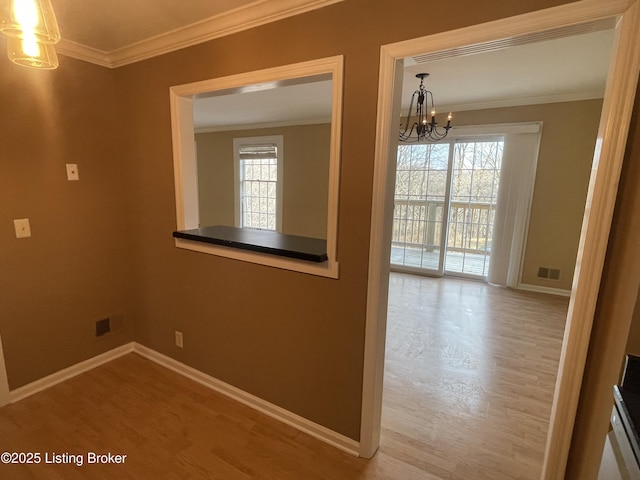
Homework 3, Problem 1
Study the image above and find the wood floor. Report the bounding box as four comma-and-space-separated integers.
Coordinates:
383, 273, 568, 479
0, 274, 568, 479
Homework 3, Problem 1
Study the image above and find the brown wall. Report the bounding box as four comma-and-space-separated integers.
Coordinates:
110, 0, 588, 441
195, 131, 235, 227
196, 123, 330, 239
453, 100, 602, 291
1, 0, 634, 469
0, 56, 133, 387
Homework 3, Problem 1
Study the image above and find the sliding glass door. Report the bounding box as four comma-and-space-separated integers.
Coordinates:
391, 137, 504, 279
446, 138, 503, 276
391, 142, 451, 275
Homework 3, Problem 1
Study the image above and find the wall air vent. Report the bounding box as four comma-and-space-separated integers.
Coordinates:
95, 318, 111, 337
538, 267, 561, 281
95, 314, 125, 338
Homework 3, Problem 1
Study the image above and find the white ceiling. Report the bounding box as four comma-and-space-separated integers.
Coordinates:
51, 0, 342, 67
401, 23, 615, 114
192, 25, 615, 130
53, 0, 257, 52
193, 78, 334, 131
45, 1, 615, 127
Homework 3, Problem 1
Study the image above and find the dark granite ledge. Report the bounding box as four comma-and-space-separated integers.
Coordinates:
173, 225, 328, 263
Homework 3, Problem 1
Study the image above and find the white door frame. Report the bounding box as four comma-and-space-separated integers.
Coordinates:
0, 334, 10, 407
360, 2, 640, 480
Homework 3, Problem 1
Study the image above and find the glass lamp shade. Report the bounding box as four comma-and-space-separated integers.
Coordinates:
0, 0, 61, 44
6, 35, 59, 69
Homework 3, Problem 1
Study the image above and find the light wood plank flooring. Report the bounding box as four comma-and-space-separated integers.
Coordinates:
383, 273, 568, 479
0, 274, 568, 479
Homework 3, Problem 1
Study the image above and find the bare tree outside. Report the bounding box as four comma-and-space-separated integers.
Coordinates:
391, 138, 504, 276
239, 143, 279, 231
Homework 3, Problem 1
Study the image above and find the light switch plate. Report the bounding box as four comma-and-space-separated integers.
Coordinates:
66, 164, 79, 181
14, 218, 31, 238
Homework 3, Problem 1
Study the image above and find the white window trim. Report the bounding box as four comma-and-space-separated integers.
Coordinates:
233, 135, 284, 232
170, 56, 342, 278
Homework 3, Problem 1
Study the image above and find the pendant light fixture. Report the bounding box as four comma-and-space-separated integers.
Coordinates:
6, 34, 58, 69
399, 73, 453, 142
0, 0, 61, 69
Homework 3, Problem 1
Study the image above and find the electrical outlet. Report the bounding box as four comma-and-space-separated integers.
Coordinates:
175, 331, 183, 348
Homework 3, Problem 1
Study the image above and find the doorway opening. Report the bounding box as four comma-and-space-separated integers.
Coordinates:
361, 4, 640, 480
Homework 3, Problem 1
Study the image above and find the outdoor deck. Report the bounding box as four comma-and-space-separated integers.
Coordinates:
390, 245, 489, 277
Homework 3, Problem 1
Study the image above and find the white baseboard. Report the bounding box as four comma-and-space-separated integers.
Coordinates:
5, 342, 360, 457
0, 334, 10, 407
517, 283, 572, 297
132, 343, 360, 456
9, 343, 135, 403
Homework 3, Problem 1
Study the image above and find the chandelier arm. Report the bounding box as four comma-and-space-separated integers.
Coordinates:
399, 89, 418, 138
399, 122, 420, 142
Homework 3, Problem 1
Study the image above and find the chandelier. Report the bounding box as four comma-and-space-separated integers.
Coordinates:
399, 73, 452, 142
0, 0, 61, 69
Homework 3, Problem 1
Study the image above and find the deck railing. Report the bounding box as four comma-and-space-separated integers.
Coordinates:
391, 198, 496, 256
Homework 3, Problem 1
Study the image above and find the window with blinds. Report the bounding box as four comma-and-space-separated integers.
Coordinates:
233, 136, 283, 232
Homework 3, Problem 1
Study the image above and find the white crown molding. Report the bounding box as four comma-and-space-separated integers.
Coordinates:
438, 90, 605, 113
194, 118, 330, 133
58, 0, 343, 69
57, 39, 112, 68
